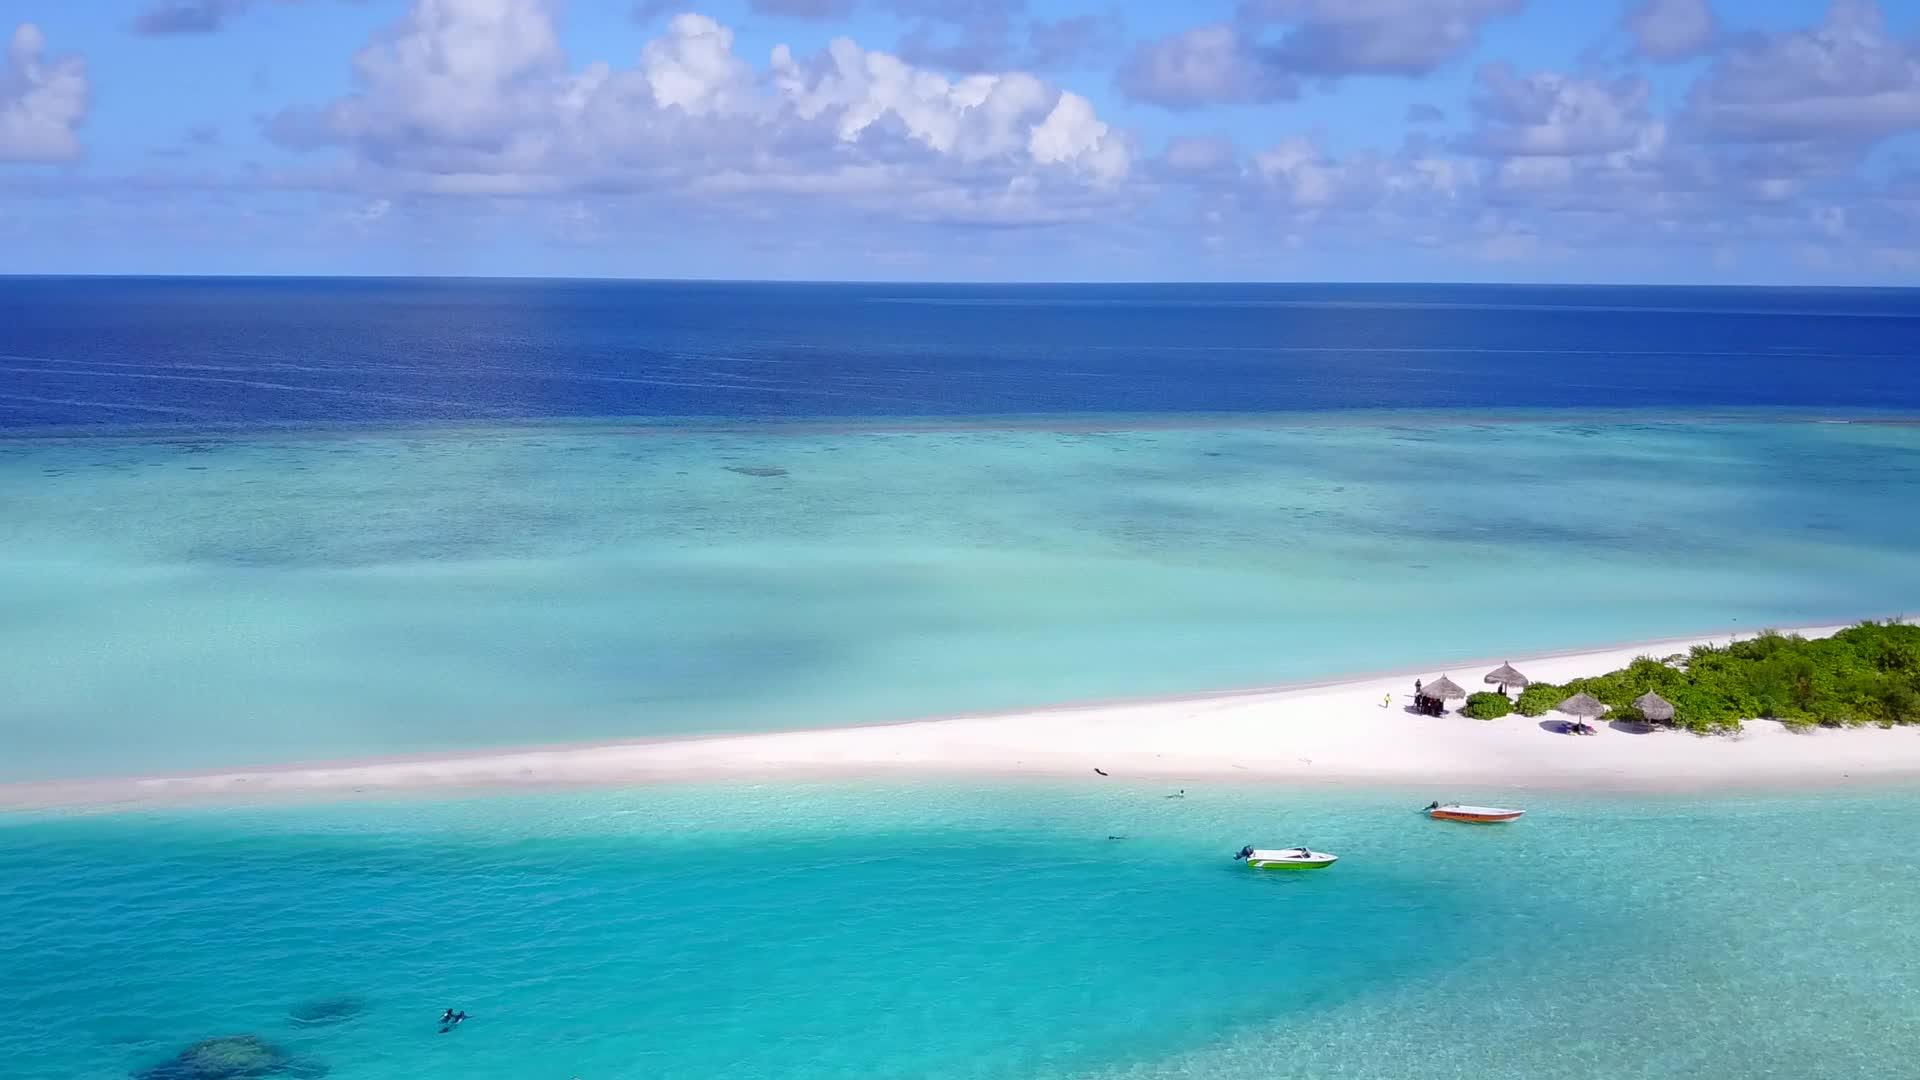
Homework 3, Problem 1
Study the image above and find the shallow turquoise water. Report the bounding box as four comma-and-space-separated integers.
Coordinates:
5, 416, 1920, 779
4, 783, 1919, 1079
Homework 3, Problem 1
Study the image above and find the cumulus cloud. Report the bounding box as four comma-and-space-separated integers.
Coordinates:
0, 23, 89, 163
645, 12, 753, 115
1624, 0, 1717, 61
267, 0, 1131, 222
1466, 64, 1656, 157
1681, 0, 1920, 145
767, 32, 1127, 183
1253, 136, 1382, 209
1121, 0, 1520, 107
1249, 134, 1469, 213
268, 0, 566, 165
1148, 129, 1469, 246
79, 0, 1915, 273
1028, 91, 1127, 181
1117, 24, 1295, 108
1449, 62, 1686, 218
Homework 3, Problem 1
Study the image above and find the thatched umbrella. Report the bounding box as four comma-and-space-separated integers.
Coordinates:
1633, 691, 1675, 724
1557, 692, 1608, 732
1484, 662, 1529, 694
1423, 676, 1466, 701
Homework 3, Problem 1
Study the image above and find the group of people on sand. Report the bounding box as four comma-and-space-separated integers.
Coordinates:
1410, 679, 1447, 716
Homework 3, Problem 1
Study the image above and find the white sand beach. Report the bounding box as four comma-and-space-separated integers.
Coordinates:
7, 623, 1920, 811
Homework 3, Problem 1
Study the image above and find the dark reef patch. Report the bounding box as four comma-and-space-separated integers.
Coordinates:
132, 1035, 326, 1080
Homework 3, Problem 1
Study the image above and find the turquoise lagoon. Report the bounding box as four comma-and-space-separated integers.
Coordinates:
4, 783, 1920, 1080
6, 415, 1920, 780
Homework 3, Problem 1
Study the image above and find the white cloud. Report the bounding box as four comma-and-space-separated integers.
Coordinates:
84, 0, 1906, 273
644, 13, 751, 116
270, 0, 1130, 217
0, 23, 89, 163
773, 39, 1047, 159
1028, 91, 1127, 183
1467, 65, 1657, 157
1254, 136, 1353, 208
266, 0, 567, 177
1451, 62, 1689, 217
1682, 0, 1920, 145
1248, 134, 1466, 214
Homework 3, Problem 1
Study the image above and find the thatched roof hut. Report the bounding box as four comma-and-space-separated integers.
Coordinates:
1556, 692, 1609, 719
1633, 691, 1675, 723
1484, 662, 1529, 690
1423, 675, 1467, 700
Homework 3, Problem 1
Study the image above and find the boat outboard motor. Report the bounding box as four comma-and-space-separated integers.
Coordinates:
1234, 845, 1254, 861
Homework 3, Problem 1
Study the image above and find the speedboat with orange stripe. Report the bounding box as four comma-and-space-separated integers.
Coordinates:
1424, 802, 1525, 823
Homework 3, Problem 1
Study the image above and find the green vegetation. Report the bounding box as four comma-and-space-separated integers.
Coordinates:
1460, 691, 1512, 720
1515, 622, 1920, 735
1513, 683, 1561, 718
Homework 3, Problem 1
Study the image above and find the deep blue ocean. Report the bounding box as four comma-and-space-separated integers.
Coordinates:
6, 279, 1920, 1079
4, 278, 1920, 427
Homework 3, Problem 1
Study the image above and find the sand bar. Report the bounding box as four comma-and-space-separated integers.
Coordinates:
7, 623, 1920, 812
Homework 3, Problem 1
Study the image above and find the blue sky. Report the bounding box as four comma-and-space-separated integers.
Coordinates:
3, 0, 1920, 282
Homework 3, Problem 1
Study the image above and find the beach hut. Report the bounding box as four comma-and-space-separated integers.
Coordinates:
1633, 691, 1676, 724
1484, 662, 1530, 695
1556, 692, 1608, 734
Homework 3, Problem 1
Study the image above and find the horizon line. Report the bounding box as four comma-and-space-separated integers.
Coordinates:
3, 272, 1919, 291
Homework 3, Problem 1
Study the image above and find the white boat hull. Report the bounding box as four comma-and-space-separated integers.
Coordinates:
1244, 848, 1338, 870
1426, 804, 1525, 823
